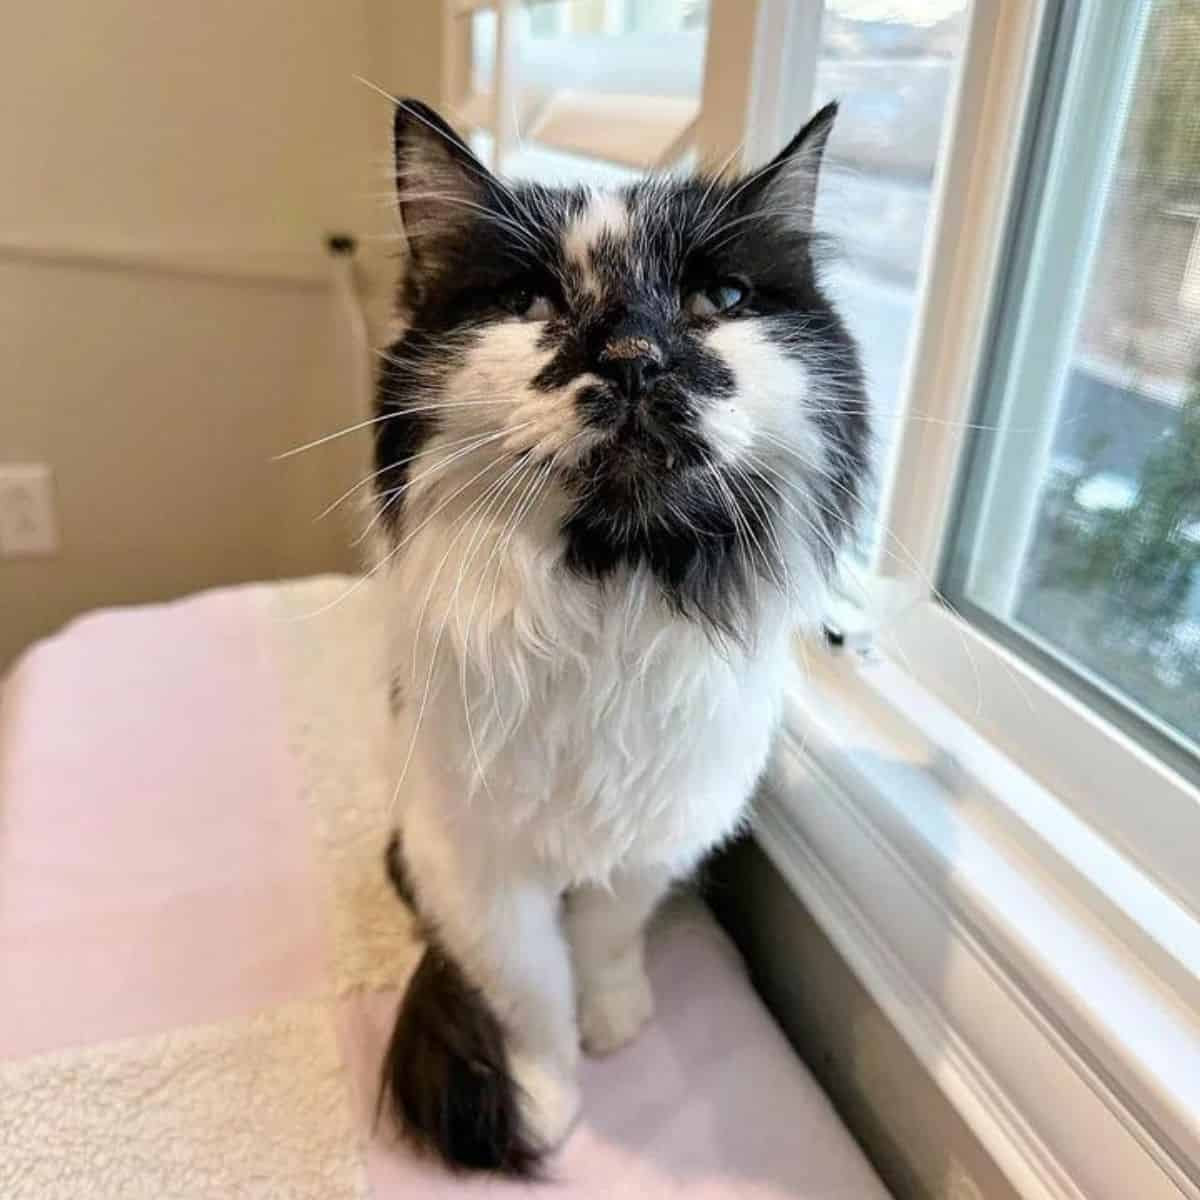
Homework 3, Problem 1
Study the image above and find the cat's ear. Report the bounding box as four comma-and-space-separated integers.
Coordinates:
392, 99, 500, 259
747, 101, 838, 231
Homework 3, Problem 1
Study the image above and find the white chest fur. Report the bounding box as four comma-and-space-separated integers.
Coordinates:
381, 507, 793, 886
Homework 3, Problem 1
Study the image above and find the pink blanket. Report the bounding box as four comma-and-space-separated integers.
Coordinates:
0, 578, 889, 1199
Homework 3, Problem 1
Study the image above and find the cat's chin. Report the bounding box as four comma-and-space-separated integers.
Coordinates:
568, 423, 696, 488
562, 458, 676, 508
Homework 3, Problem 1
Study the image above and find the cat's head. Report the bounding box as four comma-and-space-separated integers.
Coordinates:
374, 99, 869, 640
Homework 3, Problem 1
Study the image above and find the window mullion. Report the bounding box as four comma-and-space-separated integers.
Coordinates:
745, 1, 826, 168
698, 1, 826, 170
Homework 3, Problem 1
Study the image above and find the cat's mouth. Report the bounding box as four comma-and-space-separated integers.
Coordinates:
538, 382, 708, 492
561, 424, 701, 498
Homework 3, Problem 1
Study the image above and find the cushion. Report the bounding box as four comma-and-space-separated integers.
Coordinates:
0, 577, 890, 1199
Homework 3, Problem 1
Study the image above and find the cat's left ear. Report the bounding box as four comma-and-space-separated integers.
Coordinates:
392, 98, 503, 264
746, 101, 838, 230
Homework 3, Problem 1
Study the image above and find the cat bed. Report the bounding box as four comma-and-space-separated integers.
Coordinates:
0, 577, 890, 1199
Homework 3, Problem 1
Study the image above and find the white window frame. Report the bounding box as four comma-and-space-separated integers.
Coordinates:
744, 3, 1200, 1199
858, 0, 1200, 921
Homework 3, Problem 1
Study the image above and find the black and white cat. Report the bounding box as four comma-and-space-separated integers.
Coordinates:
373, 98, 868, 1175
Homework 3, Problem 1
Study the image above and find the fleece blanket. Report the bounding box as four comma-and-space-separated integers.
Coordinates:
0, 576, 890, 1199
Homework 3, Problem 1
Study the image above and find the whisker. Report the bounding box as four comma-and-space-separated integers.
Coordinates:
723, 457, 795, 597
395, 190, 544, 251
479, 432, 583, 724
274, 399, 515, 462
354, 77, 522, 207
746, 437, 1014, 718
481, 462, 557, 733
409, 454, 532, 679
804, 402, 1054, 436
692, 147, 812, 245
354, 423, 533, 546
273, 412, 393, 461
699, 453, 764, 623
391, 456, 540, 819
287, 442, 521, 623
314, 427, 504, 521
456, 461, 544, 774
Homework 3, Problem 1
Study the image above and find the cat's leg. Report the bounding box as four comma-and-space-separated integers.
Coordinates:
564, 868, 672, 1056
464, 875, 582, 1147
391, 812, 581, 1161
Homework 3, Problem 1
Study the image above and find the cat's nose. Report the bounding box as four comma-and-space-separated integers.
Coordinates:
597, 334, 665, 401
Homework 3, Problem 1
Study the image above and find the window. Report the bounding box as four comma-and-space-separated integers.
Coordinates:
446, 0, 710, 185
811, 1, 970, 555
943, 0, 1200, 765
753, 10, 1200, 1188
450, 0, 974, 563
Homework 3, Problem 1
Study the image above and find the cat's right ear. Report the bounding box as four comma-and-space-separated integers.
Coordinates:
393, 99, 499, 263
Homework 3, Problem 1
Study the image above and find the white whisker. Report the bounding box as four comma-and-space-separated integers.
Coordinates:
314, 427, 504, 521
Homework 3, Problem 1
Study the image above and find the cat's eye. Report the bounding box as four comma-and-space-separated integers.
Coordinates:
684, 280, 747, 319
502, 287, 555, 322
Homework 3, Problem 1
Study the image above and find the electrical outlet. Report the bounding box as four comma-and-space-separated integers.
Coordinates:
0, 464, 58, 557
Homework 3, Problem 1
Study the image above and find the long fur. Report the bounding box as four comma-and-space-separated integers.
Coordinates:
371, 98, 870, 1176
380, 945, 541, 1176
380, 833, 541, 1175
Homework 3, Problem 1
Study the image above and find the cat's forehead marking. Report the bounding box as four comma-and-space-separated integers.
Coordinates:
561, 191, 630, 294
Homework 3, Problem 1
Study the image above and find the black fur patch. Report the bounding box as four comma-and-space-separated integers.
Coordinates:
378, 942, 541, 1177
377, 97, 870, 640
560, 455, 780, 640
373, 326, 480, 534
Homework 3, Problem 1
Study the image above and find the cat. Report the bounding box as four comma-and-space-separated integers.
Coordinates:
372, 97, 868, 1176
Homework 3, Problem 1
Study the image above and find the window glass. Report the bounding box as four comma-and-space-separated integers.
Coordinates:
464, 1, 709, 184
944, 0, 1200, 757
812, 0, 971, 556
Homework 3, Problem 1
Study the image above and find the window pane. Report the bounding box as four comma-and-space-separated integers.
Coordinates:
812, 0, 971, 556
945, 0, 1200, 758
464, 1, 709, 184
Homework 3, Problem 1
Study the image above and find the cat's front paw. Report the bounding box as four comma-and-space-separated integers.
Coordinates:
578, 969, 654, 1056
510, 1052, 581, 1151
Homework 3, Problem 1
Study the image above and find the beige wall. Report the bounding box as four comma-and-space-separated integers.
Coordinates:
0, 1, 445, 668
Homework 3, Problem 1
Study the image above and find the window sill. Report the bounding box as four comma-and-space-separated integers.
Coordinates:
760, 638, 1200, 1200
